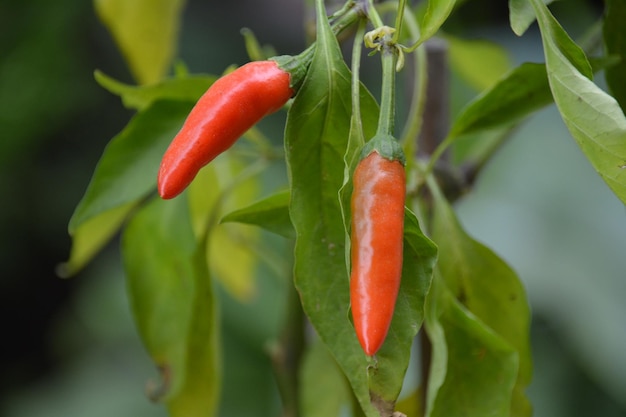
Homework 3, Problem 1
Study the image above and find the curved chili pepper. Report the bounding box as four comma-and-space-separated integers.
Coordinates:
158, 60, 294, 199
350, 149, 406, 356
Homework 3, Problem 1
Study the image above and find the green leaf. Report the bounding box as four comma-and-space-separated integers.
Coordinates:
122, 197, 194, 400
429, 183, 531, 416
188, 154, 262, 301
425, 277, 521, 417
286, 0, 375, 413
94, 0, 186, 84
95, 70, 215, 111
450, 62, 552, 137
221, 189, 294, 239
66, 99, 193, 272
530, 0, 626, 205
603, 0, 626, 112
509, 0, 554, 36
394, 387, 424, 417
447, 36, 512, 92
285, 1, 375, 411
416, 0, 457, 46
529, 0, 593, 78
451, 126, 514, 169
508, 0, 531, 36
449, 57, 616, 165
122, 196, 219, 417
241, 27, 278, 62
286, 2, 436, 415
69, 100, 192, 233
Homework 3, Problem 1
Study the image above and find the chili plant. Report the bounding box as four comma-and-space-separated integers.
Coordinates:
62, 0, 626, 416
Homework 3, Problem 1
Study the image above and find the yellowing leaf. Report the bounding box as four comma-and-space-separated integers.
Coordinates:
94, 0, 186, 84
209, 223, 259, 301
188, 154, 261, 302
58, 202, 135, 277
63, 100, 194, 274
94, 70, 215, 111
447, 36, 512, 92
394, 387, 424, 417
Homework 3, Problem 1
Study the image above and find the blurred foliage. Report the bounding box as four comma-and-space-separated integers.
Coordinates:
94, 0, 186, 85
0, 0, 97, 167
0, 0, 129, 405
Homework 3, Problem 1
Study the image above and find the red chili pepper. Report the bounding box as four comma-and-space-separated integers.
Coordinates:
350, 149, 406, 356
158, 60, 294, 199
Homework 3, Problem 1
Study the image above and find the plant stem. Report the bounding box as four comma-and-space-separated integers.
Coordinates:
419, 330, 432, 415
392, 0, 407, 43
398, 6, 427, 163
330, 1, 368, 36
376, 42, 398, 137
366, 0, 385, 28
351, 20, 368, 143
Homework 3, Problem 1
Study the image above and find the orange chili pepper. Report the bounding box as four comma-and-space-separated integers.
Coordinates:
158, 60, 294, 199
350, 150, 406, 356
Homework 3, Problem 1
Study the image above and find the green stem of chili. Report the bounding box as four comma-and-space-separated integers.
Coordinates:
423, 133, 453, 179
372, 0, 427, 167
351, 19, 367, 143
398, 6, 428, 154
376, 42, 398, 137
331, 1, 367, 34
392, 0, 406, 43
366, 0, 385, 28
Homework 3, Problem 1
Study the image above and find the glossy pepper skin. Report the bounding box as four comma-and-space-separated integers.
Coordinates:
158, 60, 294, 199
350, 151, 406, 356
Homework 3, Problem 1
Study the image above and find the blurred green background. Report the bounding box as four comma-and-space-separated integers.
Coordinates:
1, 0, 624, 416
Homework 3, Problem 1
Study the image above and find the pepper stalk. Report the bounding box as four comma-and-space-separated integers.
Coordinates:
359, 26, 406, 164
